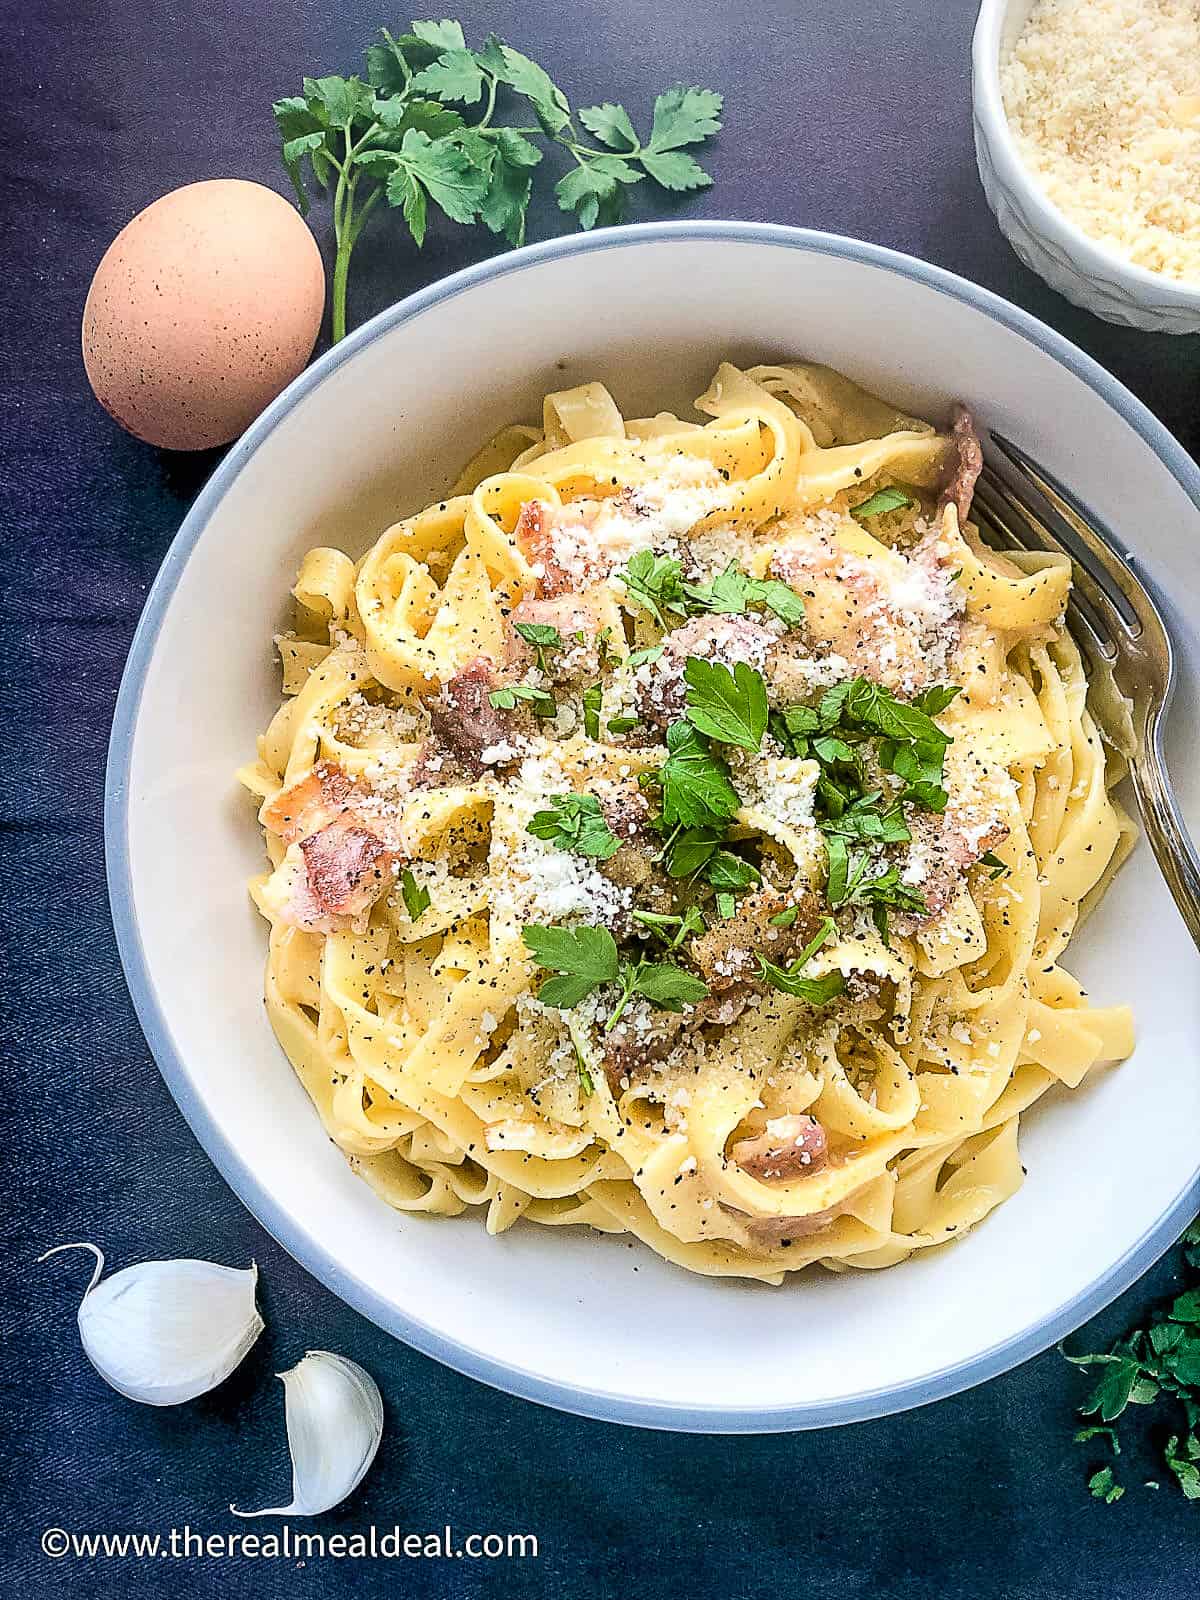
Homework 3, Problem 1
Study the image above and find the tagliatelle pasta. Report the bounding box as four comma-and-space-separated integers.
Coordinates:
238, 360, 1135, 1283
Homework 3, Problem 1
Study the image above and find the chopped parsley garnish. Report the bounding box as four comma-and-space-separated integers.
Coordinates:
682, 563, 805, 627
1088, 1467, 1124, 1505
664, 826, 723, 878
979, 850, 1010, 879
512, 619, 563, 674
715, 891, 736, 919
522, 922, 708, 1028
850, 486, 912, 521
825, 837, 926, 930
606, 715, 642, 736
489, 682, 556, 716
615, 549, 686, 627
399, 868, 431, 921
646, 722, 740, 830
683, 657, 768, 751
769, 905, 799, 928
630, 905, 705, 948
581, 683, 602, 740
616, 557, 804, 632
704, 850, 760, 891
757, 916, 843, 1004
527, 792, 620, 859
1065, 1219, 1200, 1503
627, 644, 665, 668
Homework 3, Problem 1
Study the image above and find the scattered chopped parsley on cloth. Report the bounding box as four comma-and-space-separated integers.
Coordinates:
1065, 1218, 1200, 1502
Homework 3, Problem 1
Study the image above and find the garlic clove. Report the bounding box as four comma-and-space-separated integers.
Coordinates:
39, 1242, 264, 1407
231, 1351, 383, 1518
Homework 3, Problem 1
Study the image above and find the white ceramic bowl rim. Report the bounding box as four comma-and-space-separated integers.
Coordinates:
972, 0, 1200, 307
106, 221, 1200, 1431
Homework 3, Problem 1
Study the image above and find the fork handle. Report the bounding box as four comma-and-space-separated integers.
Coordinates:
1129, 715, 1200, 953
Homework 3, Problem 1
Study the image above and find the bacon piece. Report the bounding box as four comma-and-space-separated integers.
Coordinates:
261, 759, 355, 843
939, 404, 984, 528
730, 1114, 829, 1182
515, 501, 578, 597
261, 760, 401, 931
299, 818, 391, 918
411, 656, 532, 788
602, 1012, 687, 1094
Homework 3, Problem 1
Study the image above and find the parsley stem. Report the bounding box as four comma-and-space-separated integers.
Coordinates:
605, 981, 634, 1032
330, 184, 381, 344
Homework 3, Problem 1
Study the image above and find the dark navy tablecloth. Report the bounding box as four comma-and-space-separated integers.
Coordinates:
3, 1, 1199, 1595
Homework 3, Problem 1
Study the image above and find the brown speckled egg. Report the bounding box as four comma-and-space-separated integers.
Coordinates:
82, 179, 325, 451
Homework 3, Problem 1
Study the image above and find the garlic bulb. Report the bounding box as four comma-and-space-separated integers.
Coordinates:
231, 1351, 383, 1517
39, 1242, 263, 1406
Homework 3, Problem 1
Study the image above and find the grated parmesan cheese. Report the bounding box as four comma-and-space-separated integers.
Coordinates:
1001, 0, 1200, 282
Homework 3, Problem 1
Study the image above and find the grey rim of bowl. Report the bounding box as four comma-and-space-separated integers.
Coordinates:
971, 0, 1200, 311
105, 220, 1200, 1433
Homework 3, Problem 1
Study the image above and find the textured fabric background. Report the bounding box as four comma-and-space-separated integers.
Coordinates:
3, 1, 1199, 1595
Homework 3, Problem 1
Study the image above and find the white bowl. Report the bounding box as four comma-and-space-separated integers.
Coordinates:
107, 223, 1200, 1431
973, 0, 1200, 333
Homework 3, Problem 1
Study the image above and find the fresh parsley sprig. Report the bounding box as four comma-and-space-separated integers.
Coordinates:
615, 556, 804, 631
274, 23, 724, 341
616, 550, 687, 627
488, 682, 556, 716
522, 922, 709, 1029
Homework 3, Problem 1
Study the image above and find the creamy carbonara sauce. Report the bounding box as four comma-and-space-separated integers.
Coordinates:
239, 362, 1134, 1281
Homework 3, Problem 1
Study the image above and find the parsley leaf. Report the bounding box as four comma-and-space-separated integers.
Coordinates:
1088, 1467, 1124, 1505
629, 962, 709, 1010
399, 867, 431, 921
615, 549, 685, 627
489, 683, 556, 716
579, 101, 638, 150
680, 563, 804, 627
513, 619, 563, 675
851, 486, 912, 521
627, 644, 664, 668
523, 922, 618, 1008
582, 683, 602, 741
755, 578, 806, 627
527, 793, 620, 860
758, 917, 844, 1004
683, 657, 768, 751
648, 85, 724, 151
651, 722, 740, 830
705, 850, 760, 891
1165, 1434, 1200, 1500
665, 826, 722, 878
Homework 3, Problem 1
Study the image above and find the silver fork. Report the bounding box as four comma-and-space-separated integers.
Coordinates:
971, 433, 1200, 951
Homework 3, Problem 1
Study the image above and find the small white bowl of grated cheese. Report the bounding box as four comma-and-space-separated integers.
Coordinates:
973, 0, 1200, 332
